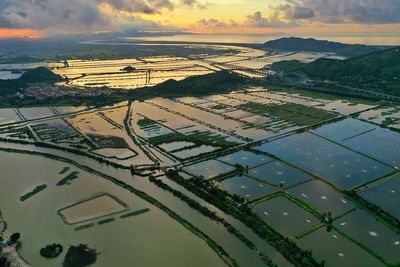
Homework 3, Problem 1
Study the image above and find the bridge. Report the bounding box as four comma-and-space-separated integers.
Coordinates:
212, 62, 273, 77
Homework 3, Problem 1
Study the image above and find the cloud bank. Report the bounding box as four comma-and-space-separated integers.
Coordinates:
0, 0, 399, 35
0, 0, 201, 34
276, 0, 400, 24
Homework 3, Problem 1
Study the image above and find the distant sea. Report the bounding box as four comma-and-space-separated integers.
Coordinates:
128, 33, 400, 46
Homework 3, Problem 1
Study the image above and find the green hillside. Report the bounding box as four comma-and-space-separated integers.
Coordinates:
271, 47, 400, 96
140, 70, 248, 97
264, 37, 381, 57
19, 67, 62, 83
0, 67, 62, 96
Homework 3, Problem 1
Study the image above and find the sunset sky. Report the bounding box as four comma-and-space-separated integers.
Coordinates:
0, 0, 399, 38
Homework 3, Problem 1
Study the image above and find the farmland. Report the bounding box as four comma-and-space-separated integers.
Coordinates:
1, 42, 400, 267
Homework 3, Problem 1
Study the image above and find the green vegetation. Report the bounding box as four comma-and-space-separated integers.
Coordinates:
19, 184, 47, 201
0, 67, 62, 95
87, 134, 129, 148
97, 218, 116, 225
240, 102, 337, 126
0, 39, 233, 64
149, 130, 236, 148
263, 37, 381, 57
59, 167, 70, 175
120, 209, 150, 218
0, 255, 9, 267
272, 47, 400, 96
63, 244, 98, 267
148, 175, 277, 267
19, 67, 62, 84
26, 71, 244, 109
345, 191, 400, 231
74, 223, 95, 231
253, 81, 379, 105
57, 171, 79, 186
9, 233, 20, 244
165, 170, 321, 267
135, 70, 248, 98
40, 243, 63, 259
0, 145, 238, 267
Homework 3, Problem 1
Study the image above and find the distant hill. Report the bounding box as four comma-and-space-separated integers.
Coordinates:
0, 67, 62, 96
129, 70, 247, 99
19, 67, 62, 83
264, 37, 381, 57
271, 47, 400, 96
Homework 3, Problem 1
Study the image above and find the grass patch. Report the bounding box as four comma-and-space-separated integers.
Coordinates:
57, 171, 79, 186
20, 184, 47, 202
240, 102, 337, 126
87, 134, 129, 148
74, 223, 95, 231
97, 218, 115, 225
120, 208, 150, 218
59, 167, 70, 175
149, 130, 236, 148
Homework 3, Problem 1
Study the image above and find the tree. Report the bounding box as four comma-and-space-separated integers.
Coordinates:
0, 256, 8, 267
9, 233, 20, 244
40, 243, 63, 259
63, 244, 98, 267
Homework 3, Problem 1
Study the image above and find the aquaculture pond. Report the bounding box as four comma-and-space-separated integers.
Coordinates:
297, 228, 386, 267
159, 141, 195, 152
18, 107, 56, 120
219, 175, 277, 200
58, 194, 129, 225
0, 108, 21, 125
311, 118, 376, 142
358, 105, 400, 129
359, 173, 400, 219
315, 100, 375, 115
334, 210, 400, 265
172, 145, 217, 159
182, 160, 236, 180
218, 150, 274, 168
313, 118, 400, 168
342, 127, 400, 168
0, 151, 227, 267
256, 132, 394, 189
288, 180, 354, 217
253, 196, 319, 237
248, 160, 312, 187
0, 128, 291, 267
90, 147, 137, 160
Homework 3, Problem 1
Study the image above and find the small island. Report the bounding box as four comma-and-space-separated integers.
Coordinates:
121, 66, 136, 73
63, 244, 98, 267
40, 243, 63, 259
19, 185, 47, 202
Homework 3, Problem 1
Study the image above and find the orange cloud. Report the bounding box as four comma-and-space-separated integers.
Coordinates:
0, 28, 43, 39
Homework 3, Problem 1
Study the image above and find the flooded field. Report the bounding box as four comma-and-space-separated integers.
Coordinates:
219, 175, 277, 200
335, 210, 400, 264
0, 152, 227, 267
359, 173, 400, 219
58, 194, 129, 225
288, 180, 354, 217
358, 105, 400, 129
254, 196, 319, 237
1, 80, 399, 267
218, 150, 273, 168
249, 161, 313, 187
298, 228, 386, 267
183, 160, 236, 180
0, 108, 21, 124
51, 57, 215, 89
256, 132, 394, 189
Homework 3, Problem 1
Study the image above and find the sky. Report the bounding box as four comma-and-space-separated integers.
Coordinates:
0, 0, 399, 38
